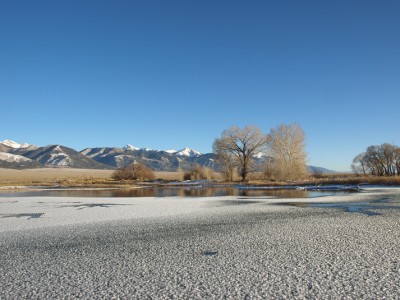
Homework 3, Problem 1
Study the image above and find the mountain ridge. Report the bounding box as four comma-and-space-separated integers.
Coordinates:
0, 140, 336, 173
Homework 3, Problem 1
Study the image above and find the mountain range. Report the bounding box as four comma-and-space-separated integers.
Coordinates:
0, 139, 336, 173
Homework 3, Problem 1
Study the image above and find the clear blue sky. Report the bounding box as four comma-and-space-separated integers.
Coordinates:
1, 1, 399, 171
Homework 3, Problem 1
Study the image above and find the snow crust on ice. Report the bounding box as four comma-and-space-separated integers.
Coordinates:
1, 188, 400, 299
0, 187, 398, 233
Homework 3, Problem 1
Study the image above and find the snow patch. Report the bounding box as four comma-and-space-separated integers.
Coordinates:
176, 147, 202, 157
124, 144, 140, 151
0, 152, 31, 162
165, 149, 177, 154
1, 140, 32, 149
47, 153, 70, 165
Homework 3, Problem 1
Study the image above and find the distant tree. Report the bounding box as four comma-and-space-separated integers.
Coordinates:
351, 153, 367, 175
267, 123, 308, 181
213, 125, 267, 182
395, 147, 400, 175
352, 143, 399, 176
111, 163, 155, 181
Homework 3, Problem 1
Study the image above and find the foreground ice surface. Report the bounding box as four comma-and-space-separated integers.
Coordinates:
0, 188, 399, 299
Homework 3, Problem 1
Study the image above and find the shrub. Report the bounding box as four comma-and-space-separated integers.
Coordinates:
183, 165, 212, 181
111, 163, 155, 181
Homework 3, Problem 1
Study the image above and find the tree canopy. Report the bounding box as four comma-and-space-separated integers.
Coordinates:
213, 125, 267, 181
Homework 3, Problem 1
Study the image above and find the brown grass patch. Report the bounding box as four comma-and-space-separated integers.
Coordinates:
0, 168, 114, 186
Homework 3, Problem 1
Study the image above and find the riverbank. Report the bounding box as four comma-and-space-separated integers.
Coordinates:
0, 188, 399, 298
2, 168, 400, 190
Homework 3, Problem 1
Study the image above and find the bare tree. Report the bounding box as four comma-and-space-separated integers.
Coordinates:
262, 156, 275, 180
267, 123, 308, 181
213, 125, 267, 181
351, 153, 367, 175
352, 143, 400, 176
395, 147, 400, 175
213, 139, 237, 181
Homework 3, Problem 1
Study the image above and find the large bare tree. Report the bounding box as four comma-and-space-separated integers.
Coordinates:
213, 125, 267, 181
267, 123, 308, 180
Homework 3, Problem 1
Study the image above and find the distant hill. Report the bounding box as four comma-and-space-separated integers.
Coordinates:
0, 140, 111, 169
308, 165, 336, 174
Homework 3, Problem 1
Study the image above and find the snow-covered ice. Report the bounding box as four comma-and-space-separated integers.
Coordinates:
0, 188, 399, 298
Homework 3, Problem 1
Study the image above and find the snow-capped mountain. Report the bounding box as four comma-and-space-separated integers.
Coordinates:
1, 139, 27, 148
0, 141, 111, 169
1, 139, 37, 150
175, 147, 202, 157
123, 144, 140, 151
0, 139, 336, 173
21, 145, 112, 169
79, 146, 212, 170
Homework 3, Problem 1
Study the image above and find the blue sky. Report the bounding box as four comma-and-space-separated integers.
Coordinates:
1, 1, 399, 171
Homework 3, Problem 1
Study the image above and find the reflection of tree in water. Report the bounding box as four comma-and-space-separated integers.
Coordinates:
239, 189, 308, 198
10, 187, 319, 198
112, 189, 156, 197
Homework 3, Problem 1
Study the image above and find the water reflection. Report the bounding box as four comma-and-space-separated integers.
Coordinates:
0, 187, 335, 198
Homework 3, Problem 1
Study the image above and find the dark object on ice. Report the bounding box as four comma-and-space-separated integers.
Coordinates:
203, 250, 218, 256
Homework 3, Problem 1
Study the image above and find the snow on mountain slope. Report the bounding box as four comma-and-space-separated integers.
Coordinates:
1, 139, 32, 149
165, 149, 177, 154
176, 148, 202, 157
123, 144, 140, 151
0, 152, 31, 162
0, 152, 41, 169
23, 145, 112, 169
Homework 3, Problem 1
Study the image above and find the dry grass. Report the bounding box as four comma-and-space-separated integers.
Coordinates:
0, 168, 114, 186
1, 168, 399, 188
308, 174, 400, 186
247, 174, 400, 186
0, 169, 192, 187
154, 171, 182, 181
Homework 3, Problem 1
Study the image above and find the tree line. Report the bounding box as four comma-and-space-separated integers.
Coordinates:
351, 143, 400, 176
213, 123, 308, 182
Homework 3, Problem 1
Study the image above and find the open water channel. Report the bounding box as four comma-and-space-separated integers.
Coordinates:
0, 186, 343, 198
